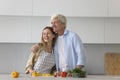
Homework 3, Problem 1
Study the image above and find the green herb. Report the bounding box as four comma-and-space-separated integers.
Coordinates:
71, 68, 86, 78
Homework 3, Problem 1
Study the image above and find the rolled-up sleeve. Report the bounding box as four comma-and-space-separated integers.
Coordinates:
25, 52, 35, 73
73, 34, 85, 66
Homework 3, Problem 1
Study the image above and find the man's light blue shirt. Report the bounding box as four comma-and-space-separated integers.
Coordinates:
54, 29, 85, 71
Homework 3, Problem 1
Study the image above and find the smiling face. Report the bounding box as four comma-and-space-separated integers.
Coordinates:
42, 28, 55, 43
51, 18, 65, 35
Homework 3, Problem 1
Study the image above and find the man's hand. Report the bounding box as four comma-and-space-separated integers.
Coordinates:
31, 44, 39, 53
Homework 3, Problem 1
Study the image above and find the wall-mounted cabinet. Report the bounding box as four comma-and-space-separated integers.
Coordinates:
0, 0, 120, 17
108, 0, 120, 17
0, 16, 31, 43
33, 0, 108, 17
0, 17, 120, 44
0, 0, 32, 16
0, 0, 120, 43
67, 18, 105, 44
105, 18, 120, 43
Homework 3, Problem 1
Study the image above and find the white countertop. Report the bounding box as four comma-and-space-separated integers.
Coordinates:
0, 74, 120, 80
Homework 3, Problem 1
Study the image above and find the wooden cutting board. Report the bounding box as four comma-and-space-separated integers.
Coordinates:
105, 52, 120, 75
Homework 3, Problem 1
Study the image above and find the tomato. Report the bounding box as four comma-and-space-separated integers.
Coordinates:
61, 72, 67, 77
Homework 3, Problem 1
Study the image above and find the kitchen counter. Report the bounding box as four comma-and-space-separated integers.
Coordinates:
0, 74, 120, 80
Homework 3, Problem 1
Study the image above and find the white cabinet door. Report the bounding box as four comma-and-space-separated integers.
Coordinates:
67, 18, 105, 43
105, 18, 120, 43
0, 0, 32, 16
31, 17, 50, 43
33, 0, 107, 17
0, 16, 31, 43
108, 0, 120, 17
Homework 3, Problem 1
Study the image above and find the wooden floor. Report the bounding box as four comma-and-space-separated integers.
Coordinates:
0, 74, 120, 80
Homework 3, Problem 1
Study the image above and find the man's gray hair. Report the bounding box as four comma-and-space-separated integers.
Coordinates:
51, 14, 67, 27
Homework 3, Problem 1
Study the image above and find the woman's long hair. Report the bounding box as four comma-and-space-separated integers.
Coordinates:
41, 26, 57, 51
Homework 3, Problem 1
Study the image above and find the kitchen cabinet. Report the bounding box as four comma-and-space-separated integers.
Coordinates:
108, 0, 120, 17
1, 16, 120, 44
33, 0, 107, 17
105, 18, 120, 44
0, 16, 31, 43
0, 0, 120, 17
0, 0, 32, 16
67, 18, 105, 44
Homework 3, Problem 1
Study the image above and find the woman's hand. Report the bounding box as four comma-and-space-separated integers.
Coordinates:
29, 69, 35, 74
25, 68, 35, 74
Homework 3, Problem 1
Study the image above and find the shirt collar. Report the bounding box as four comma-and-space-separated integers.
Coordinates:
63, 29, 68, 36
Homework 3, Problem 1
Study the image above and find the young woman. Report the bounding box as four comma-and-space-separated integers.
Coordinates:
25, 26, 56, 74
